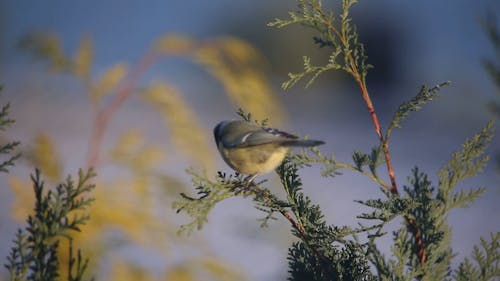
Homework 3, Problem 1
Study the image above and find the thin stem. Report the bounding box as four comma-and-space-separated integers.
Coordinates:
84, 37, 221, 169
86, 52, 157, 169
280, 207, 333, 273
407, 216, 426, 264
356, 81, 398, 194
354, 57, 427, 268
280, 210, 306, 236
280, 172, 333, 268
353, 57, 427, 267
322, 7, 398, 193
323, 8, 427, 264
335, 162, 390, 190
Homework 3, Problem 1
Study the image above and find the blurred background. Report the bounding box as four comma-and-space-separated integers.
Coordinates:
0, 0, 499, 280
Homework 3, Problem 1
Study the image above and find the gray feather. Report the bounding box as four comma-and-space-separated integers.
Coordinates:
282, 139, 325, 147
215, 120, 324, 148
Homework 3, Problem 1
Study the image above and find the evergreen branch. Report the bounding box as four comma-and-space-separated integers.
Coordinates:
438, 121, 494, 204
355, 190, 420, 223
386, 81, 450, 141
173, 170, 234, 235
389, 227, 424, 280
454, 232, 500, 281
268, 0, 394, 193
403, 168, 442, 271
236, 108, 269, 126
268, 0, 362, 89
0, 141, 20, 155
367, 236, 392, 280
293, 147, 390, 190
280, 210, 307, 238
0, 102, 16, 129
274, 0, 396, 195
447, 187, 486, 210
398, 163, 491, 279
67, 239, 93, 281
0, 98, 21, 173
277, 158, 308, 238
277, 158, 375, 280
282, 56, 342, 90
0, 144, 21, 173
5, 169, 96, 281
405, 215, 427, 266
364, 166, 469, 277
174, 169, 293, 234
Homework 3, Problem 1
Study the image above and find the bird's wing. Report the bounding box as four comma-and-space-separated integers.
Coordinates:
223, 127, 299, 148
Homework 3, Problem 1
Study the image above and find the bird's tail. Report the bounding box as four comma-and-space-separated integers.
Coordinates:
284, 139, 325, 147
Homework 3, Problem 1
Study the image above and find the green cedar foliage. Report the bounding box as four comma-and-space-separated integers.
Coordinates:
1, 93, 95, 280
5, 169, 96, 281
174, 1, 499, 280
268, 0, 371, 89
0, 87, 21, 173
454, 233, 500, 281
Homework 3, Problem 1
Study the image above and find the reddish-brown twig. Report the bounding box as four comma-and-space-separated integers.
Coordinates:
280, 210, 333, 269
280, 210, 306, 235
352, 61, 426, 267
85, 38, 209, 169
356, 81, 398, 194
330, 17, 427, 265
86, 53, 157, 169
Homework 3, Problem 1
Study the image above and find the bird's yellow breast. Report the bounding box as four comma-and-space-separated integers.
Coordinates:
219, 143, 290, 175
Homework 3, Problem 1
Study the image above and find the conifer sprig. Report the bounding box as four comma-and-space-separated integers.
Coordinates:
454, 233, 500, 281
386, 81, 451, 141
0, 94, 21, 173
360, 121, 495, 280
5, 169, 96, 281
268, 0, 369, 90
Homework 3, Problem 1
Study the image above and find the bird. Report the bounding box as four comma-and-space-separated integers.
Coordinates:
213, 120, 325, 182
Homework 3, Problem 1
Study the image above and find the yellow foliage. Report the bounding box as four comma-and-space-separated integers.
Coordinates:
109, 130, 168, 196
143, 82, 214, 171
73, 35, 93, 80
153, 35, 286, 125
30, 133, 62, 181
109, 130, 165, 171
154, 34, 195, 55
134, 147, 165, 169
195, 37, 285, 125
112, 129, 143, 153
200, 257, 245, 281
85, 180, 170, 247
164, 266, 196, 281
60, 178, 171, 277
110, 259, 155, 281
91, 63, 128, 104
163, 258, 246, 281
219, 37, 261, 64
8, 177, 34, 222
19, 32, 68, 71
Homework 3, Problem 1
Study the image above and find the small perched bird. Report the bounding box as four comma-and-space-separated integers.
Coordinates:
213, 120, 325, 182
